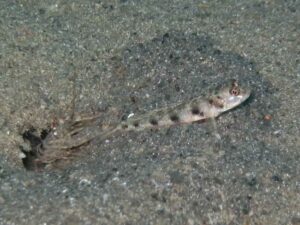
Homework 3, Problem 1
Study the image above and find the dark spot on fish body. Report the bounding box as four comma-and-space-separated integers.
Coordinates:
122, 124, 129, 129
191, 105, 204, 117
209, 97, 224, 108
130, 95, 137, 103
149, 118, 158, 126
132, 121, 139, 127
169, 113, 180, 122
191, 106, 199, 115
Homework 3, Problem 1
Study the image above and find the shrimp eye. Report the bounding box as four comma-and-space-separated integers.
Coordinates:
230, 87, 240, 96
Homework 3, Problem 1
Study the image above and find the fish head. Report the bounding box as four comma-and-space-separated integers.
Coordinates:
213, 80, 251, 113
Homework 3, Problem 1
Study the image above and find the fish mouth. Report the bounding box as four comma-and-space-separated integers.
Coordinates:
241, 89, 251, 102
225, 89, 251, 111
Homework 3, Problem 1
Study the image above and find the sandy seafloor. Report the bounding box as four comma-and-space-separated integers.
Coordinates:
0, 0, 299, 224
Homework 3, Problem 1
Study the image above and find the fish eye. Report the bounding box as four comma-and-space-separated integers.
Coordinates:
230, 87, 240, 96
